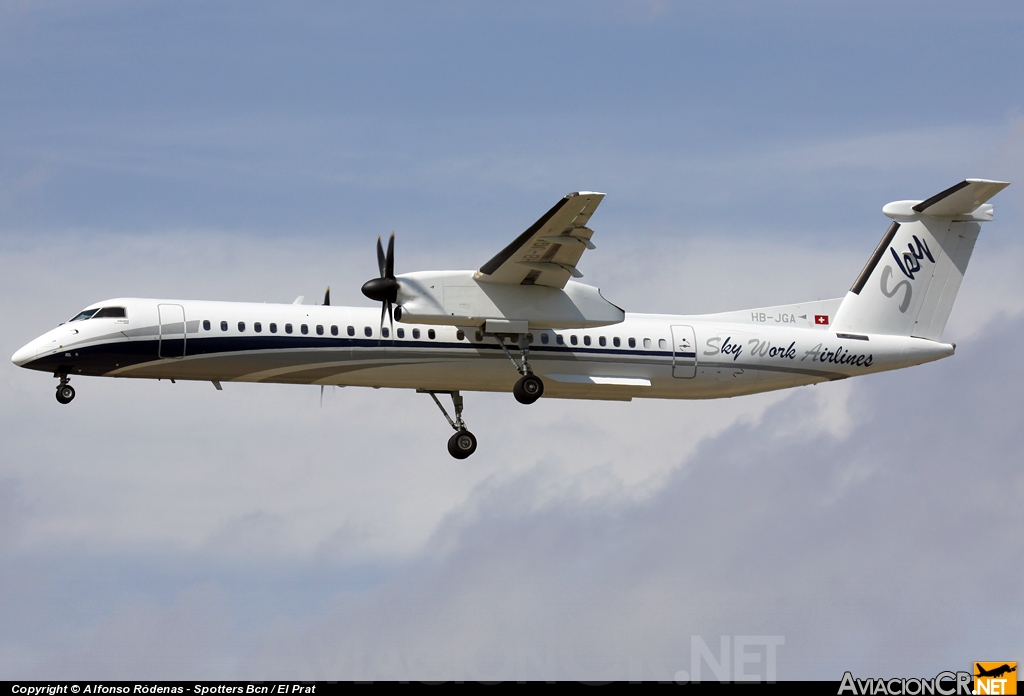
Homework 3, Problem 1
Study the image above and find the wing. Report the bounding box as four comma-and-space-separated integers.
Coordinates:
474, 192, 605, 288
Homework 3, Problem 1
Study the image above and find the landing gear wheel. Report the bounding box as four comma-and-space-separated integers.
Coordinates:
56, 384, 76, 404
447, 430, 477, 459
513, 374, 544, 404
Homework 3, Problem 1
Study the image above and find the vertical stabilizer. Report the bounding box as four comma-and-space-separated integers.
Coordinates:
832, 179, 1008, 339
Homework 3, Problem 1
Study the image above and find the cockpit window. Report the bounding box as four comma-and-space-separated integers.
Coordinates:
69, 308, 99, 322
93, 307, 127, 319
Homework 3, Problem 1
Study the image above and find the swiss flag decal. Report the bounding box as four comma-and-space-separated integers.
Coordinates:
815, 315, 829, 325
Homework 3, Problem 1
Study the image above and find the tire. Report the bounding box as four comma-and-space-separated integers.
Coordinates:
56, 384, 75, 404
513, 374, 544, 405
447, 430, 477, 459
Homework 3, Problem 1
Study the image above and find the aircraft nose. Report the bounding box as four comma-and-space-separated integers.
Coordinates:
12, 342, 36, 367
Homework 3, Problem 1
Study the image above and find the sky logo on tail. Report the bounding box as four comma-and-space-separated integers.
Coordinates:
880, 235, 936, 313
891, 235, 934, 280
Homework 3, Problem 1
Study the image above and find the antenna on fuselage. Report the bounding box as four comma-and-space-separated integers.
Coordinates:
323, 286, 330, 306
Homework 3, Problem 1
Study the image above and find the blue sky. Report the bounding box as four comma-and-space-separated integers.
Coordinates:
5, 0, 1022, 235
2, 0, 1023, 680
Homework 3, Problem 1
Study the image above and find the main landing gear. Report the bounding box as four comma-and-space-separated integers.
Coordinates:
497, 334, 544, 405
55, 375, 76, 405
420, 389, 478, 459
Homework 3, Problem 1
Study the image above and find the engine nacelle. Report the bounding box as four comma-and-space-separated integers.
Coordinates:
393, 271, 624, 330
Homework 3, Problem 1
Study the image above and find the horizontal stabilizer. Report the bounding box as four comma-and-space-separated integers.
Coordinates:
883, 179, 1009, 221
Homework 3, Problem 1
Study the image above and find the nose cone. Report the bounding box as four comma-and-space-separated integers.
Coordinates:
361, 277, 400, 303
12, 342, 36, 367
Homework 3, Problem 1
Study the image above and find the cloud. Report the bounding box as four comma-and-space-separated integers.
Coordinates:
37, 585, 240, 680
0, 479, 28, 548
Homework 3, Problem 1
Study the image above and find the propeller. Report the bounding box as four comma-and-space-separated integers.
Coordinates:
360, 232, 400, 336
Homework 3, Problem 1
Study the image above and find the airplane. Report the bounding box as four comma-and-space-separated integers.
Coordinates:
11, 179, 1010, 459
975, 664, 1016, 679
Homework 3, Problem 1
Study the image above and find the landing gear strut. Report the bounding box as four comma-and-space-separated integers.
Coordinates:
497, 334, 544, 405
55, 375, 75, 405
420, 389, 478, 459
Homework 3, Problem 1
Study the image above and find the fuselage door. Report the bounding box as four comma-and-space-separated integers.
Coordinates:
158, 303, 186, 359
671, 325, 697, 378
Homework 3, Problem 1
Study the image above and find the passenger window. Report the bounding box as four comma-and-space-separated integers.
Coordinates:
456, 329, 465, 341
541, 333, 549, 345
659, 338, 668, 349
629, 338, 636, 348
285, 323, 293, 334
413, 328, 421, 339
570, 335, 578, 345
643, 338, 652, 349
556, 335, 564, 345
347, 326, 355, 336
382, 327, 390, 338
331, 325, 338, 336
364, 326, 372, 337
428, 329, 436, 340
94, 307, 127, 318
316, 325, 324, 335
238, 322, 246, 332
613, 337, 621, 347
397, 328, 405, 338
301, 324, 308, 335
599, 336, 606, 347
583, 335, 591, 346
203, 320, 211, 331
254, 322, 262, 333
221, 321, 228, 331
270, 323, 277, 333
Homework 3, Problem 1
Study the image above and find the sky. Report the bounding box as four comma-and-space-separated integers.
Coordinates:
2, 0, 1023, 681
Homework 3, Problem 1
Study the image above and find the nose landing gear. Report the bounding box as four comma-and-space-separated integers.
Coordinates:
447, 429, 478, 459
55, 376, 75, 404
421, 389, 478, 459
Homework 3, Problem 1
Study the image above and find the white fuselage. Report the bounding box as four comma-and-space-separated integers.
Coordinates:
12, 297, 955, 401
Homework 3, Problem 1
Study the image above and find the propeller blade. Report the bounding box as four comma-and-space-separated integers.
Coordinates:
365, 233, 399, 337
385, 232, 395, 279
323, 286, 330, 306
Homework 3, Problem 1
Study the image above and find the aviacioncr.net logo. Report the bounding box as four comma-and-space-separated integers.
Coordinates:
839, 671, 973, 695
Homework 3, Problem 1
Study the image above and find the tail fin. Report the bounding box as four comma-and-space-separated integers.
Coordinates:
832, 179, 1009, 339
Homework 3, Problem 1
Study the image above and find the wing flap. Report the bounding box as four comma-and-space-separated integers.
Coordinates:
543, 373, 651, 387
